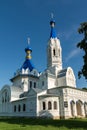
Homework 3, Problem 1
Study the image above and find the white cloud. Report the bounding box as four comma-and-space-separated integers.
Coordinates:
65, 48, 81, 62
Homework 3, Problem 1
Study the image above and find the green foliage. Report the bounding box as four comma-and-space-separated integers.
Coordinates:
82, 87, 87, 91
0, 117, 87, 130
77, 22, 87, 79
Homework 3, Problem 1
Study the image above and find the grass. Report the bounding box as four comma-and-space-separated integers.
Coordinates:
0, 117, 87, 130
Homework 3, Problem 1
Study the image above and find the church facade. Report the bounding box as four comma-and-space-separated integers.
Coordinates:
0, 18, 87, 119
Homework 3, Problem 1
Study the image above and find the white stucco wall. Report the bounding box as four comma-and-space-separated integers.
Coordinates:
58, 76, 66, 87
39, 96, 60, 118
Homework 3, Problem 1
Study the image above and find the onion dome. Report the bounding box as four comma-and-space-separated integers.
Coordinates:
50, 17, 57, 38
21, 44, 35, 71
25, 45, 32, 59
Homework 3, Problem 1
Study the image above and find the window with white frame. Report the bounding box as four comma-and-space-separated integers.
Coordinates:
54, 101, 57, 109
48, 101, 52, 110
42, 102, 46, 110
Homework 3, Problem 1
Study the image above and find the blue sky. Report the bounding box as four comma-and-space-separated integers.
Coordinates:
0, 0, 87, 88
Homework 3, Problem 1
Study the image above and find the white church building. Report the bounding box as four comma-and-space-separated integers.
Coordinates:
0, 18, 87, 119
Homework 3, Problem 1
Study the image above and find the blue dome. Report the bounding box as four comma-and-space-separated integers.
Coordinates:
21, 59, 35, 71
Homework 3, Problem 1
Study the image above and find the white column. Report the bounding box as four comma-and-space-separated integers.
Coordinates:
81, 104, 85, 117
74, 102, 77, 117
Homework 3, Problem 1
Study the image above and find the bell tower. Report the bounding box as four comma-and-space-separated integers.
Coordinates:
47, 17, 62, 70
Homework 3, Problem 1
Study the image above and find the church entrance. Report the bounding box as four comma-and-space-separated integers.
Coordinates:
76, 100, 82, 116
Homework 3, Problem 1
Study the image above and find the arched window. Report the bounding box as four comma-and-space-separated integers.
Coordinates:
23, 104, 26, 111
34, 82, 36, 88
70, 100, 75, 117
30, 81, 32, 88
18, 105, 21, 112
76, 100, 83, 116
2, 97, 4, 103
42, 81, 44, 86
5, 91, 7, 97
53, 49, 56, 56
42, 102, 46, 110
5, 91, 7, 102
54, 101, 57, 109
14, 105, 16, 112
48, 101, 52, 110
5, 98, 7, 102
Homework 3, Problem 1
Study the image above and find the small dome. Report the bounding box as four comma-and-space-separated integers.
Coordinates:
25, 45, 32, 52
50, 19, 55, 26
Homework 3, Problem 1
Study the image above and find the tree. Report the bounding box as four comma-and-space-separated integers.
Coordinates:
77, 22, 87, 79
82, 87, 87, 91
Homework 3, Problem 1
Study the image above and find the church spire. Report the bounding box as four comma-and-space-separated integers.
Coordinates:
47, 15, 62, 70
50, 13, 57, 38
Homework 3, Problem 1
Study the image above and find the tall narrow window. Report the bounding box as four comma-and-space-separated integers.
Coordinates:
5, 91, 7, 102
54, 101, 57, 109
23, 104, 26, 111
53, 49, 56, 56
48, 101, 52, 110
43, 102, 46, 110
34, 82, 36, 88
18, 105, 21, 112
30, 81, 32, 88
14, 105, 16, 112
42, 81, 44, 86
2, 97, 4, 103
